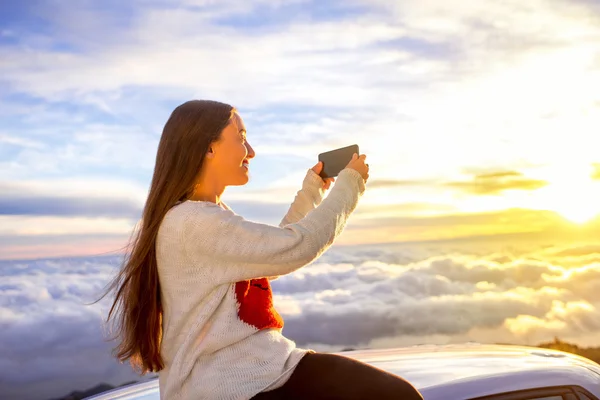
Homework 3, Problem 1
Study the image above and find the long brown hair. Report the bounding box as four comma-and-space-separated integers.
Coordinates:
99, 100, 235, 373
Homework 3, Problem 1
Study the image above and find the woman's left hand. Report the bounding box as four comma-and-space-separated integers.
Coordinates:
311, 161, 335, 190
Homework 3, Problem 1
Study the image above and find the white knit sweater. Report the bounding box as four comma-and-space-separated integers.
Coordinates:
156, 167, 365, 400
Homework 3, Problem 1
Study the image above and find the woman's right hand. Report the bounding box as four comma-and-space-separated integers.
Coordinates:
346, 153, 369, 182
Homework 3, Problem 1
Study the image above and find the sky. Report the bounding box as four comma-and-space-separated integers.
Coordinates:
1, 0, 600, 399
1, 0, 599, 259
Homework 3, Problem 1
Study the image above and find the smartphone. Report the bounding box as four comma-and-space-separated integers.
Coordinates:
318, 144, 359, 179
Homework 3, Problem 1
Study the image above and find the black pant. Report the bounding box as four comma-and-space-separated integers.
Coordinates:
251, 352, 424, 400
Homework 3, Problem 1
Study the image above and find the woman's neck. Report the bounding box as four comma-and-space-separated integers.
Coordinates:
189, 183, 224, 205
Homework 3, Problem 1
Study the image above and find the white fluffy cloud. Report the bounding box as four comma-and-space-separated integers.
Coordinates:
273, 240, 600, 349
0, 256, 151, 400
2, 240, 600, 399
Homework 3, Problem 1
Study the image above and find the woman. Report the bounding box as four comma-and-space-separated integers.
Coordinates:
104, 100, 423, 400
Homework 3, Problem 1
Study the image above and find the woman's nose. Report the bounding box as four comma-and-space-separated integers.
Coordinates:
246, 143, 256, 159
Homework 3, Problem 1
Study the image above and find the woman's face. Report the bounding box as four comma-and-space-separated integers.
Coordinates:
210, 111, 255, 187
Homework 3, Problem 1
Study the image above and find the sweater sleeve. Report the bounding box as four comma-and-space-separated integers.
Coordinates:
278, 169, 325, 228
182, 168, 365, 284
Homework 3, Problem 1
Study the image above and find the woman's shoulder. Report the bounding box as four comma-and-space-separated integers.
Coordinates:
164, 200, 230, 224
159, 201, 222, 239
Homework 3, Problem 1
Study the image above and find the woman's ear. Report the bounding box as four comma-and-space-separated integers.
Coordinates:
206, 147, 214, 159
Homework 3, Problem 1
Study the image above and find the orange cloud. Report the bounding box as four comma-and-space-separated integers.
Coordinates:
341, 207, 600, 246
447, 171, 548, 195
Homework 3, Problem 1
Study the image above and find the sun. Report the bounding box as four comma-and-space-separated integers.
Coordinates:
556, 206, 599, 225
539, 171, 600, 224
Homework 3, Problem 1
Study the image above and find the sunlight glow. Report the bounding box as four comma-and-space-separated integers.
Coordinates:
558, 205, 599, 225
537, 164, 600, 224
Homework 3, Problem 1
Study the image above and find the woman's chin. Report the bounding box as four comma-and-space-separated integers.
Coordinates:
229, 175, 250, 186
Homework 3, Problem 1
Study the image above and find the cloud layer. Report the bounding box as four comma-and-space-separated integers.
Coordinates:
277, 240, 600, 349
2, 239, 600, 399
0, 255, 147, 400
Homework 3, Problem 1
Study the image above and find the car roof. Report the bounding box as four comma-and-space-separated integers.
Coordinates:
86, 344, 600, 400
342, 343, 600, 399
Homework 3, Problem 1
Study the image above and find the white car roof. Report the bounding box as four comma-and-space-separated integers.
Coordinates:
86, 344, 600, 400
342, 343, 600, 399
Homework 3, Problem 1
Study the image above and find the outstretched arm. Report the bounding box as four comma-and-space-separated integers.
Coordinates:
182, 168, 364, 285
279, 162, 334, 228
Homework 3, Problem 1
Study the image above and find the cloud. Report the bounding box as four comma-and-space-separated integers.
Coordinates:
366, 179, 432, 189
2, 123, 160, 179
0, 232, 130, 261
353, 202, 458, 218
446, 171, 548, 195
362, 0, 600, 43
0, 177, 147, 258
5, 0, 593, 114
0, 173, 594, 260
0, 175, 145, 218
341, 207, 579, 245
0, 1, 410, 109
0, 194, 142, 218
228, 201, 597, 250
565, 0, 600, 14
0, 179, 317, 259
0, 133, 44, 149
3, 237, 600, 399
276, 240, 600, 348
545, 244, 600, 258
283, 287, 550, 346
0, 255, 152, 400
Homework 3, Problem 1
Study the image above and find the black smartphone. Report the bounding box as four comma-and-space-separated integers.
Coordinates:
318, 144, 359, 179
